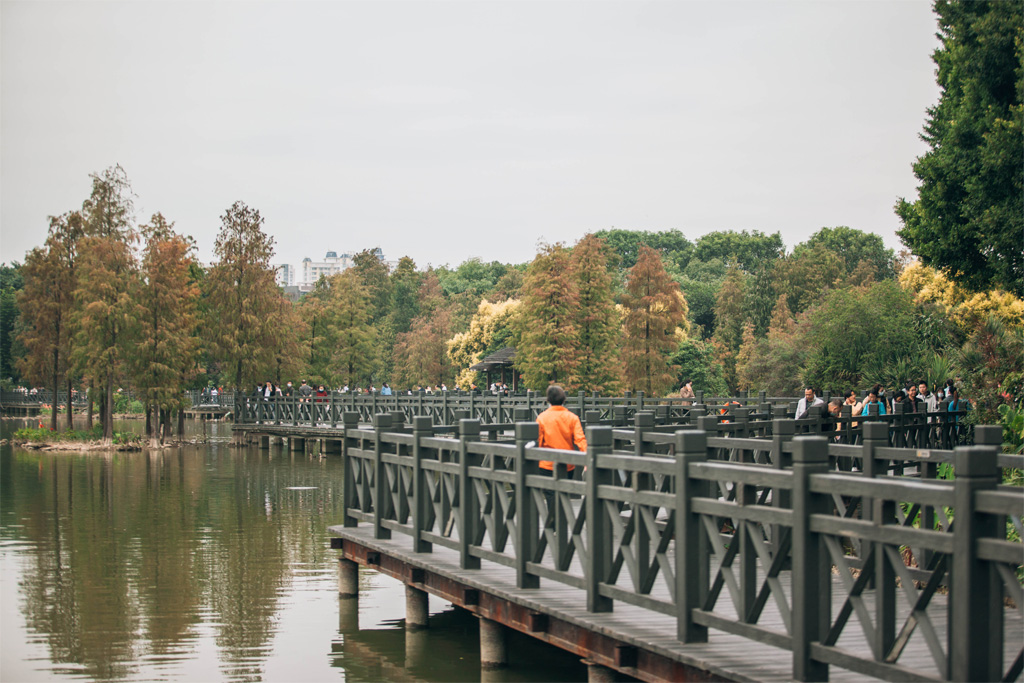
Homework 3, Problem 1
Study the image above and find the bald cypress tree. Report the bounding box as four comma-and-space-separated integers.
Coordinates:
131, 214, 200, 445
17, 212, 84, 430
570, 234, 622, 394
621, 245, 688, 396
515, 243, 579, 390
205, 202, 288, 392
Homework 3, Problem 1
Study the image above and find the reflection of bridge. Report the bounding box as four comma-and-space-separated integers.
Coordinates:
327, 416, 1022, 682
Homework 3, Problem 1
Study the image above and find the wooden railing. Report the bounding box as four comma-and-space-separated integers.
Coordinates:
234, 392, 978, 450
337, 414, 1023, 682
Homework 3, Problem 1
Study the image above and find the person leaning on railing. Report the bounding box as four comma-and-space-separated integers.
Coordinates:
536, 385, 586, 473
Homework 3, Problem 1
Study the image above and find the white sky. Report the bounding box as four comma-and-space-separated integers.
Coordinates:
1, 0, 941, 270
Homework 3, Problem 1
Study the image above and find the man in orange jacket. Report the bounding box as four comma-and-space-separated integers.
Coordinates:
536, 385, 586, 471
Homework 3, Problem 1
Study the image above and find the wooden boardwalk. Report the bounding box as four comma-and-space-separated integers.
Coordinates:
330, 523, 1022, 683
319, 417, 1024, 682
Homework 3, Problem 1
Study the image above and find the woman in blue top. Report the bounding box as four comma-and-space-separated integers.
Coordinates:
860, 386, 887, 416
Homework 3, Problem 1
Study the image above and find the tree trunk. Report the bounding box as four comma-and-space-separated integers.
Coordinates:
50, 348, 59, 432
177, 408, 185, 438
104, 373, 114, 441
86, 381, 94, 429
66, 379, 74, 430
162, 408, 172, 442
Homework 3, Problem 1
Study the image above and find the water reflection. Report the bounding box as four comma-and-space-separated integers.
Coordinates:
0, 422, 587, 682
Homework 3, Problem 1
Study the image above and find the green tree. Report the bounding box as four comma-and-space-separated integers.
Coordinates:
204, 202, 289, 392
803, 280, 928, 391
569, 234, 623, 393
593, 228, 693, 273
0, 262, 24, 385
515, 244, 579, 389
711, 261, 748, 391
896, 0, 1023, 297
794, 226, 896, 280
621, 245, 688, 396
670, 337, 728, 396
771, 244, 846, 315
678, 258, 727, 338
296, 277, 334, 385
692, 230, 784, 274
131, 214, 200, 445
328, 271, 377, 389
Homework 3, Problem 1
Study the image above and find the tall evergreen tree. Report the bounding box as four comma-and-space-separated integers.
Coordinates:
0, 263, 24, 385
570, 234, 622, 393
896, 0, 1023, 297
621, 245, 688, 396
514, 244, 579, 390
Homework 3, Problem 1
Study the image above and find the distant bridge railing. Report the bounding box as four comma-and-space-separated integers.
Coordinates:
233, 391, 978, 449
338, 415, 1023, 682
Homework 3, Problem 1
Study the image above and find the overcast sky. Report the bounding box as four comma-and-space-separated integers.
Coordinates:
2, 0, 941, 271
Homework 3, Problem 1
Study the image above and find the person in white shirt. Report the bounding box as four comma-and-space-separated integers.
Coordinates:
795, 387, 824, 419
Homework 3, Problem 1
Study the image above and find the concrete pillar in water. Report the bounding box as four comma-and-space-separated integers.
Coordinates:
290, 437, 305, 452
338, 558, 359, 598
582, 659, 615, 682
405, 627, 428, 670
478, 617, 508, 670
405, 585, 428, 630
259, 435, 270, 450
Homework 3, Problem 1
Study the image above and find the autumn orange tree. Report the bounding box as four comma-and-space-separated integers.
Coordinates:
514, 244, 579, 389
17, 212, 85, 430
570, 234, 622, 393
621, 245, 688, 396
70, 167, 138, 440
131, 213, 200, 445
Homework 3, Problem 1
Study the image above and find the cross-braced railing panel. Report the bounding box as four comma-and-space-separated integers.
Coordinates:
809, 472, 958, 681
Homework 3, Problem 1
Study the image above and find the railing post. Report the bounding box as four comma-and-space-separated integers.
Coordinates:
514, 421, 540, 589
950, 445, 1001, 682
791, 436, 829, 682
330, 392, 337, 428
412, 416, 433, 553
770, 419, 795, 556
458, 418, 482, 570
373, 414, 393, 540
676, 429, 708, 642
585, 425, 613, 613
342, 411, 360, 527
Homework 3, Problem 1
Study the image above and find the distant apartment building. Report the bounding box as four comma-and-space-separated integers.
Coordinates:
301, 250, 356, 286
274, 263, 296, 288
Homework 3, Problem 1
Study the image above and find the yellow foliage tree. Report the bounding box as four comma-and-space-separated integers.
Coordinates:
446, 298, 520, 388
899, 261, 1024, 330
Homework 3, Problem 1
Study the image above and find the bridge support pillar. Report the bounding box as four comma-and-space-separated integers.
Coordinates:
582, 659, 615, 682
405, 585, 428, 630
323, 439, 342, 455
290, 437, 305, 452
338, 558, 359, 598
478, 616, 507, 670
259, 435, 270, 450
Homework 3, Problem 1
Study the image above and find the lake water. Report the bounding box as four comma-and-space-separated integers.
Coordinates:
0, 418, 588, 682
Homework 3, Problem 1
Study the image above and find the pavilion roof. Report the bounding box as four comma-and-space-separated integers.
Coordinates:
468, 347, 516, 372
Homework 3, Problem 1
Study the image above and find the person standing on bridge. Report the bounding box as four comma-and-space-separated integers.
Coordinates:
536, 385, 586, 473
